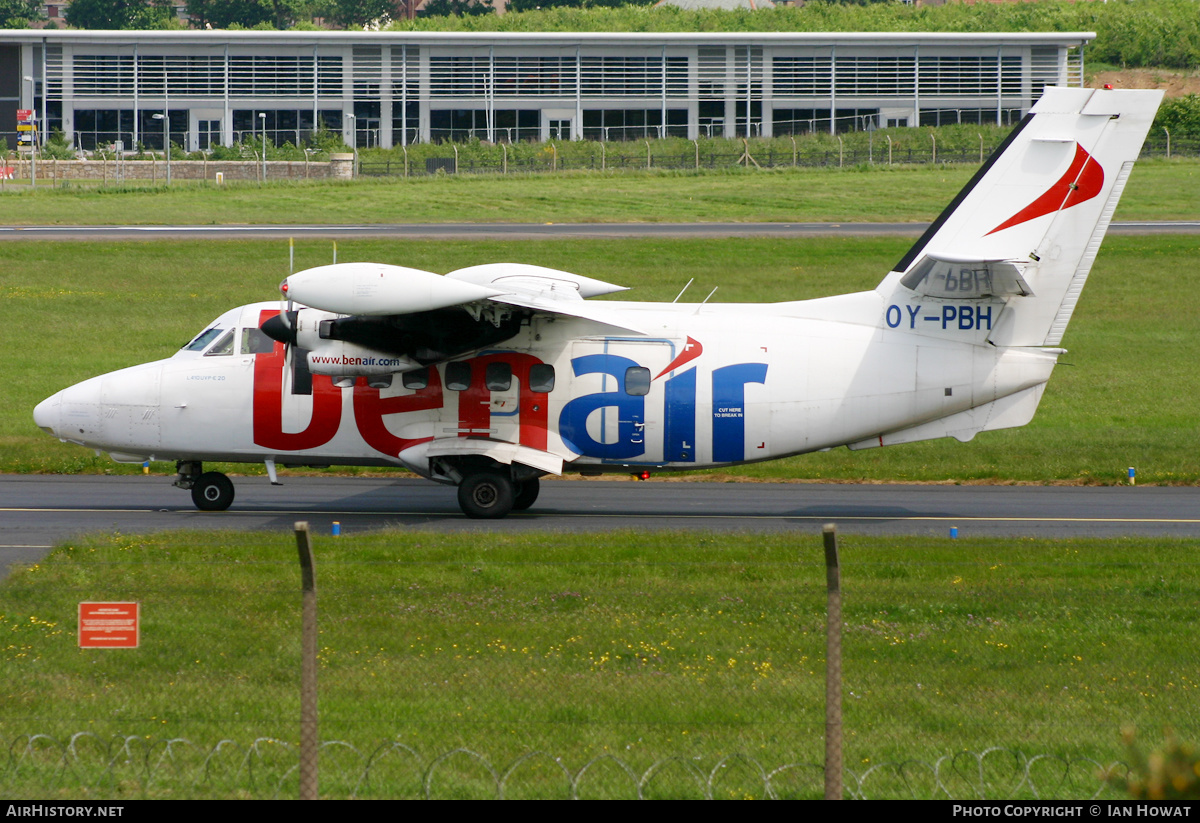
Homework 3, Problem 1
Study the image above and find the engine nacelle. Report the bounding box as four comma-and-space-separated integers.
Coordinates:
305, 342, 420, 377
281, 262, 501, 316
288, 309, 420, 376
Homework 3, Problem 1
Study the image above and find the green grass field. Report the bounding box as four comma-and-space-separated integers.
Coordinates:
0, 530, 1195, 799
0, 158, 1197, 225
5, 234, 1199, 484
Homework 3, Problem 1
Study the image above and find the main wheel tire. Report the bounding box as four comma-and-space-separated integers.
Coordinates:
191, 471, 235, 512
457, 471, 515, 520
512, 477, 540, 511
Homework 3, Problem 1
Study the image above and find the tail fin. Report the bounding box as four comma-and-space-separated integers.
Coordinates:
878, 87, 1162, 347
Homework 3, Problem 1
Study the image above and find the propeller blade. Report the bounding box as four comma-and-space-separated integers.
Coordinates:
261, 310, 298, 346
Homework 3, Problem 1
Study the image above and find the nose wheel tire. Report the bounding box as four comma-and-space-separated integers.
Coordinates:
458, 471, 514, 519
512, 478, 540, 511
191, 471, 235, 512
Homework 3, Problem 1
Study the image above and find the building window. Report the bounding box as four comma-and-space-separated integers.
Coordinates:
582, 109, 686, 141
233, 109, 340, 147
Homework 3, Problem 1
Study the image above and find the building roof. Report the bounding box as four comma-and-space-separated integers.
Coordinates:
654, 0, 776, 10
0, 28, 1094, 48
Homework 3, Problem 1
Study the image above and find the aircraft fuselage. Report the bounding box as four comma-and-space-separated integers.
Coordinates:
34, 293, 1055, 477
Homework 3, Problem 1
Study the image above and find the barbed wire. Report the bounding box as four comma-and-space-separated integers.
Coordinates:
0, 733, 1126, 800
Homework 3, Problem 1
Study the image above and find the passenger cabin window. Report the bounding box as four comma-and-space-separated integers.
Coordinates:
485, 363, 512, 392
529, 364, 555, 394
204, 329, 235, 357
445, 362, 471, 392
183, 326, 224, 352
241, 327, 274, 354
625, 367, 651, 396
402, 369, 429, 390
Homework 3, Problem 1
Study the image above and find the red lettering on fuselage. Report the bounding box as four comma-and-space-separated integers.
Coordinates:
252, 309, 342, 451
249, 319, 546, 456
456, 352, 549, 451
352, 372, 442, 456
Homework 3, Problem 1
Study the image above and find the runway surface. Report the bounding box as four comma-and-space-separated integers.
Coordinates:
1, 221, 1197, 241
3, 475, 1198, 578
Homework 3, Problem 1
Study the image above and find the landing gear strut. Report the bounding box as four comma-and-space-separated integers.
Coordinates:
174, 461, 235, 512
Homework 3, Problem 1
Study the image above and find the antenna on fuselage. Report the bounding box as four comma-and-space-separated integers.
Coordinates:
333, 241, 337, 264
672, 278, 694, 303
693, 287, 718, 314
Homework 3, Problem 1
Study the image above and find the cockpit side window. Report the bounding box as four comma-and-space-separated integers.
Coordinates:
183, 327, 224, 352
241, 327, 275, 354
204, 329, 235, 357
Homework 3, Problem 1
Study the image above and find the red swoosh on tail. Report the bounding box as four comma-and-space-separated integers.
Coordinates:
986, 143, 1104, 236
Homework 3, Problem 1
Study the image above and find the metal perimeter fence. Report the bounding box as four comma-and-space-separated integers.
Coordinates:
356, 135, 1200, 178
1, 134, 1195, 184
1, 526, 1196, 799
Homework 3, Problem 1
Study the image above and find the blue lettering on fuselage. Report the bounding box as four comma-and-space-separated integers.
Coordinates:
558, 353, 646, 459
663, 366, 696, 462
886, 304, 993, 331
711, 363, 769, 463
558, 355, 767, 463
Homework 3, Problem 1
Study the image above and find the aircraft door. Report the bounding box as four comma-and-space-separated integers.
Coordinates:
450, 352, 553, 452
559, 339, 681, 465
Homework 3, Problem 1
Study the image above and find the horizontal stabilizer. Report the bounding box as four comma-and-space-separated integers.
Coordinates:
900, 255, 1034, 299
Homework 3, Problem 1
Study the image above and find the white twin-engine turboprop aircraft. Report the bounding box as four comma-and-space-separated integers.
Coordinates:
34, 88, 1161, 519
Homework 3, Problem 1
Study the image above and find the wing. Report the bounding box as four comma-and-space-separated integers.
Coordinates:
265, 261, 642, 380
281, 261, 641, 332
446, 262, 642, 333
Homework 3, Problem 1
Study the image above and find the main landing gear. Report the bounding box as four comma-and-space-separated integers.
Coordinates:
171, 457, 541, 518
174, 461, 235, 512
447, 460, 542, 520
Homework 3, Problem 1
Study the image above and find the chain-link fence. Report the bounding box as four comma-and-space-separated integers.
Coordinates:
357, 136, 1200, 178
3, 132, 1196, 184
1, 529, 1196, 799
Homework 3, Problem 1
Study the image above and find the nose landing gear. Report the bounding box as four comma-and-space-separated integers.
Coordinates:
174, 461, 236, 512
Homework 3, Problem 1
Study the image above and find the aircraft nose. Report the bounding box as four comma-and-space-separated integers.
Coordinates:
33, 392, 62, 436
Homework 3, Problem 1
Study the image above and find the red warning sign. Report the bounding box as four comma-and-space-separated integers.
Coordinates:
79, 602, 139, 648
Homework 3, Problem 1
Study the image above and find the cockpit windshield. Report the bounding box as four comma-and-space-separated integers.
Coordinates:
204, 329, 235, 357
183, 327, 225, 352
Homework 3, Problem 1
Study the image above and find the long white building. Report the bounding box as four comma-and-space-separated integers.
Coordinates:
0, 29, 1091, 151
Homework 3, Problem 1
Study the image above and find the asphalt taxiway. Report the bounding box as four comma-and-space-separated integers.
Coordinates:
3, 474, 1198, 578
